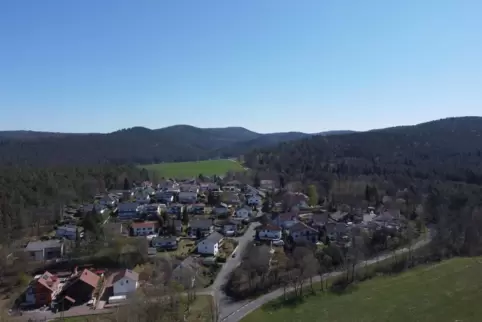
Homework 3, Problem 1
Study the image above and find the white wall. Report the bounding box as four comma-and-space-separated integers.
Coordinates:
113, 277, 137, 296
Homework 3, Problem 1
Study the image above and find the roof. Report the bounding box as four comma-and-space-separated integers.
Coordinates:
131, 221, 159, 229
204, 232, 224, 244
190, 219, 213, 229
25, 239, 63, 251
78, 269, 100, 288
107, 269, 139, 286
152, 236, 177, 244
118, 202, 139, 211
330, 211, 349, 221
37, 271, 60, 291
312, 213, 329, 225
273, 212, 298, 222
288, 222, 318, 233
256, 224, 282, 231
57, 225, 77, 232
216, 203, 229, 208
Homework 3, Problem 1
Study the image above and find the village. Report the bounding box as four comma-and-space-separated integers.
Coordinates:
12, 176, 419, 320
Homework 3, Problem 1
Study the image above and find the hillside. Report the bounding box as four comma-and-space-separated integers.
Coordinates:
244, 117, 482, 186
242, 257, 482, 322
0, 125, 347, 166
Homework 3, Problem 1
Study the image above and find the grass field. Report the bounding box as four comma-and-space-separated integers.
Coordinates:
242, 257, 482, 322
141, 159, 245, 178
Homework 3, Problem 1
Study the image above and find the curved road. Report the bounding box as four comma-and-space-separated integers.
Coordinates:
218, 229, 433, 322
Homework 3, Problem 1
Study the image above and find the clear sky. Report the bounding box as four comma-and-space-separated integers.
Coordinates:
1, 0, 481, 133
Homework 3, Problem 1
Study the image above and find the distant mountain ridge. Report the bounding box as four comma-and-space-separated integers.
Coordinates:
0, 125, 352, 166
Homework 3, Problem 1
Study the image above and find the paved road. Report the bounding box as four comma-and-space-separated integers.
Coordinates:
211, 222, 260, 292
220, 229, 434, 322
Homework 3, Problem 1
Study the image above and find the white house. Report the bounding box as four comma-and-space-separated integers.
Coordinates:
197, 232, 224, 256
111, 269, 139, 296
247, 195, 262, 206
178, 191, 198, 204
256, 224, 282, 240
130, 221, 159, 236
55, 225, 78, 240
235, 207, 252, 219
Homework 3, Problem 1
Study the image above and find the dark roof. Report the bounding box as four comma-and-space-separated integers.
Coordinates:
288, 222, 318, 233
256, 224, 282, 231
312, 213, 329, 225
190, 219, 213, 229
25, 240, 63, 251
118, 202, 139, 211
204, 232, 224, 244
152, 236, 177, 244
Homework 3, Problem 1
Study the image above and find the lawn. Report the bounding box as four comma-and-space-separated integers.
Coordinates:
140, 159, 245, 178
242, 257, 482, 322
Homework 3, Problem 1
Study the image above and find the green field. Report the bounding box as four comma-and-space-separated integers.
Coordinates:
141, 159, 245, 178
242, 257, 482, 322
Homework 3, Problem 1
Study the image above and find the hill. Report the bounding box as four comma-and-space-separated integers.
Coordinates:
242, 257, 482, 322
0, 125, 348, 166
244, 117, 482, 186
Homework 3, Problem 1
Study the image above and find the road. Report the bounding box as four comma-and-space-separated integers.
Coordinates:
211, 222, 260, 293
219, 229, 434, 322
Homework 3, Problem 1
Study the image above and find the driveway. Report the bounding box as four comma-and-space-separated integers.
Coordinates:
220, 229, 434, 322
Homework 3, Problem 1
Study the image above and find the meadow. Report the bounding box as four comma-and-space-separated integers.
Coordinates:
242, 257, 482, 322
141, 159, 245, 178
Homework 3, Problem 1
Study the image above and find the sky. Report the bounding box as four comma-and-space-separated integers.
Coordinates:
0, 0, 481, 134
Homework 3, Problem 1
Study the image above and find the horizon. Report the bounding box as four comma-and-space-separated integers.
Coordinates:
2, 115, 480, 135
1, 1, 481, 133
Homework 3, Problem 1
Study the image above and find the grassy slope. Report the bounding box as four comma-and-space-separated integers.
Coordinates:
242, 257, 482, 322
141, 159, 245, 178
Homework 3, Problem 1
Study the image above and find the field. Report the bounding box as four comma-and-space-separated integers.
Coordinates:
242, 257, 482, 322
141, 159, 245, 178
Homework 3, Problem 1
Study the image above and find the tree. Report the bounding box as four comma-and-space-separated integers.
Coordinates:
182, 207, 189, 225
307, 184, 319, 207
253, 172, 261, 188
123, 177, 130, 191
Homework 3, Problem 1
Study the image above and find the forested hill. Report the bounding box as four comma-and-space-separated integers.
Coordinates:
244, 117, 482, 186
0, 125, 344, 166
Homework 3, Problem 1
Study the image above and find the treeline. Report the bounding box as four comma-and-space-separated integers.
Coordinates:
0, 164, 144, 245
245, 117, 482, 187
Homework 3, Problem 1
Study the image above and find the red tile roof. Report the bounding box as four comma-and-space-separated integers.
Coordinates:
37, 271, 60, 292
78, 269, 100, 288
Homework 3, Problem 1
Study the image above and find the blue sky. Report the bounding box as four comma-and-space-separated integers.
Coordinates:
1, 0, 481, 133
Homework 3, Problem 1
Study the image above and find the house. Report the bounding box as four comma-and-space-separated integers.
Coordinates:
189, 219, 214, 237
221, 220, 239, 235
189, 203, 206, 215
24, 271, 61, 307
154, 191, 174, 204
107, 269, 139, 296
152, 236, 178, 250
213, 203, 229, 215
271, 212, 298, 229
256, 224, 282, 240
142, 204, 162, 216
283, 192, 310, 211
288, 222, 318, 244
235, 207, 252, 219
326, 222, 348, 240
56, 269, 100, 309
131, 221, 159, 236
171, 257, 201, 289
168, 204, 184, 216
117, 202, 140, 220
311, 213, 329, 228
178, 191, 198, 204
260, 180, 275, 190
180, 184, 199, 193
25, 240, 64, 261
99, 196, 117, 207
55, 225, 79, 240
247, 195, 262, 206
80, 204, 107, 216
330, 211, 349, 222
197, 232, 224, 256
222, 192, 240, 206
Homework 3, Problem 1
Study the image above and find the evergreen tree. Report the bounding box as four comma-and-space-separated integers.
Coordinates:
307, 184, 319, 206
182, 207, 189, 225
123, 178, 130, 190
253, 172, 261, 188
